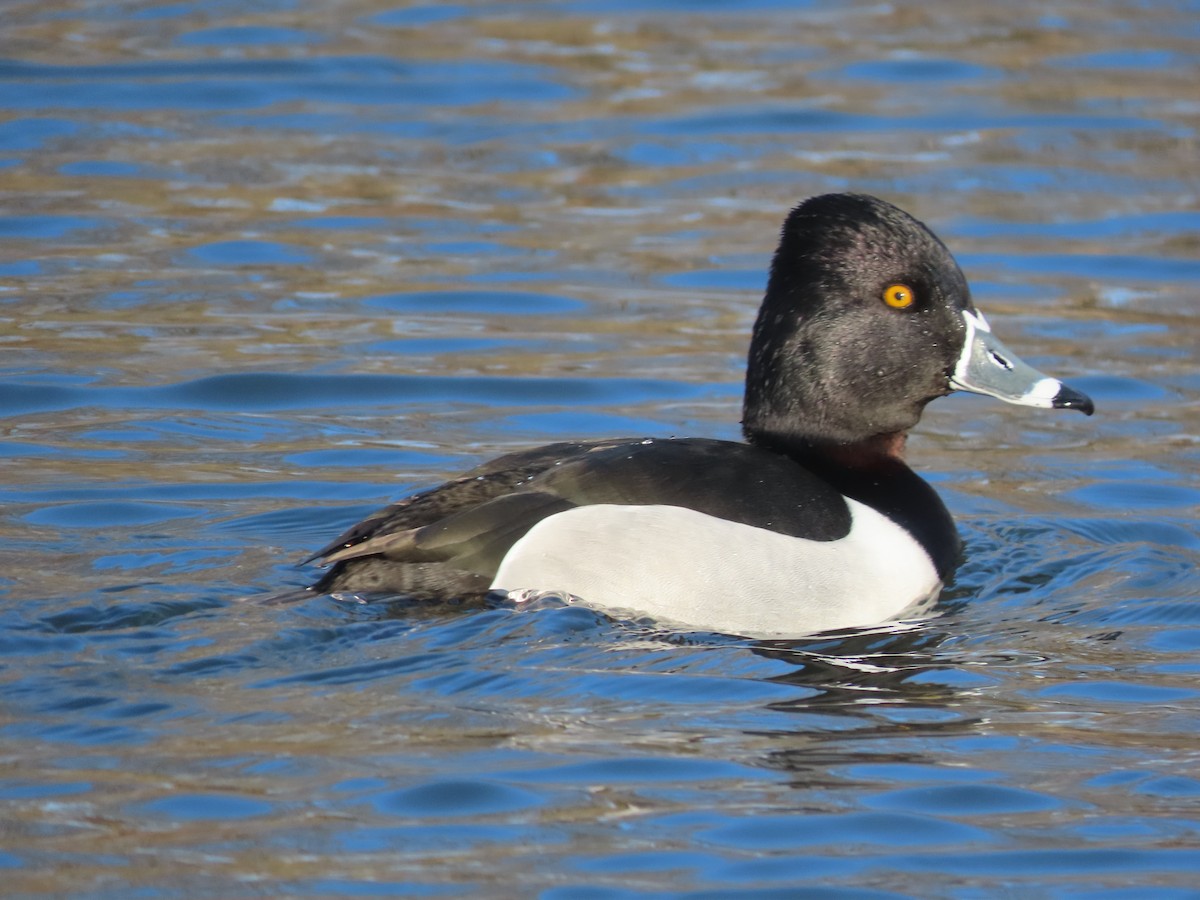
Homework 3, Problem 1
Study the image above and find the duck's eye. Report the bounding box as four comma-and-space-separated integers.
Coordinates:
882, 283, 916, 310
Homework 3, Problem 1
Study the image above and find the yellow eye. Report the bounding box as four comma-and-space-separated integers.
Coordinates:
883, 283, 915, 309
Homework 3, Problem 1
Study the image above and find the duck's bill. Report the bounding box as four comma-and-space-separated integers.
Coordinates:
949, 310, 1094, 416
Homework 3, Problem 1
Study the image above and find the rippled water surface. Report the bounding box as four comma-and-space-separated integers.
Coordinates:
2, 1, 1199, 896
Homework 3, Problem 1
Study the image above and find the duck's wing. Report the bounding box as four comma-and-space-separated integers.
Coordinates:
304, 438, 634, 565
306, 438, 642, 598
308, 437, 850, 598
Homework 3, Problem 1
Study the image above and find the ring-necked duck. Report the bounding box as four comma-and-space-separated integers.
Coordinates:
305, 193, 1093, 637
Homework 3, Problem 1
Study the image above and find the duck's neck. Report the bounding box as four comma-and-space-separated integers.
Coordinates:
744, 428, 909, 474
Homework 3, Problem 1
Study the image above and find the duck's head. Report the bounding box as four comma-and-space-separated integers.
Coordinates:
742, 193, 1093, 454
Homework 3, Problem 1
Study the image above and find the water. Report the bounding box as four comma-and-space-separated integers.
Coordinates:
1, 0, 1198, 896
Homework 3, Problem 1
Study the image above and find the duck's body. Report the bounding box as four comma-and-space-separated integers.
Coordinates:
311, 436, 957, 634
306, 194, 1092, 637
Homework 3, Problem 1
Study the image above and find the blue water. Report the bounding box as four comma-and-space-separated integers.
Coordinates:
1, 0, 1199, 897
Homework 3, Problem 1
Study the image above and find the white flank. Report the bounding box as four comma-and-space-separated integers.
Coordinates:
491, 501, 941, 638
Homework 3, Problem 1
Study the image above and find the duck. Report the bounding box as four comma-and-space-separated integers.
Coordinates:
303, 193, 1093, 637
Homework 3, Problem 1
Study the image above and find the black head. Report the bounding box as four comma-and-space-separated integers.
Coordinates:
742, 193, 972, 449
741, 193, 1093, 454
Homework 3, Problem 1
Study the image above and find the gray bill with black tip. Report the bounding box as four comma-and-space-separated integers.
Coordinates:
950, 310, 1094, 415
